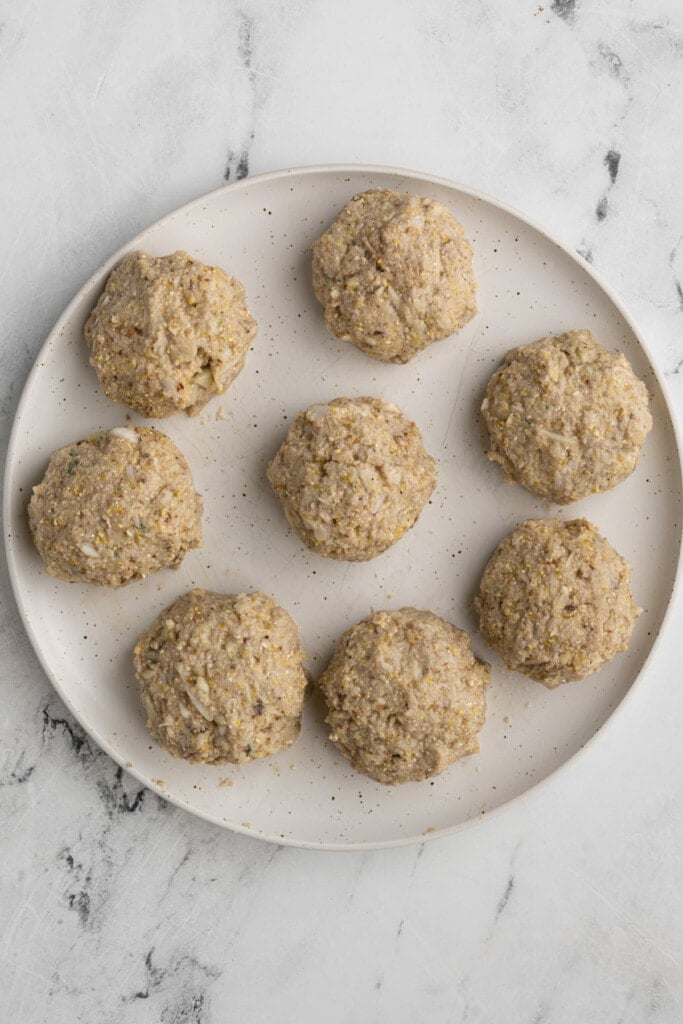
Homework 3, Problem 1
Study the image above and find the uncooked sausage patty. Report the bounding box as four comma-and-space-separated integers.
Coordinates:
28, 426, 202, 586
475, 518, 640, 686
267, 397, 437, 561
134, 589, 308, 764
319, 607, 489, 784
312, 189, 476, 363
481, 329, 652, 504
85, 250, 257, 417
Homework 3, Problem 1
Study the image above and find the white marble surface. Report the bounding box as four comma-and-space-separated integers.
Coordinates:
2, 0, 683, 1019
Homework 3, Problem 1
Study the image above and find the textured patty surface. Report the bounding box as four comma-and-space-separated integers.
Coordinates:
312, 189, 476, 363
319, 608, 489, 784
85, 250, 257, 417
134, 589, 308, 764
267, 396, 437, 561
28, 426, 202, 586
481, 329, 652, 504
475, 518, 640, 686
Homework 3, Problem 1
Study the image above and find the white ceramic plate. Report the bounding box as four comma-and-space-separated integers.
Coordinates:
5, 166, 682, 850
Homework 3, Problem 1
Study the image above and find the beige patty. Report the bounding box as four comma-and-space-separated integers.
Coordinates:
134, 589, 308, 764
267, 397, 437, 561
312, 189, 476, 363
475, 518, 640, 686
28, 426, 202, 586
482, 329, 652, 504
85, 250, 257, 417
319, 608, 489, 784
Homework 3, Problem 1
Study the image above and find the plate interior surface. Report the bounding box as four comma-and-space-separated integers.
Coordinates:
5, 167, 682, 849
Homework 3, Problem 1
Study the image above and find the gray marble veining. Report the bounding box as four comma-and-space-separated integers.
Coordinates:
2, 1, 683, 1020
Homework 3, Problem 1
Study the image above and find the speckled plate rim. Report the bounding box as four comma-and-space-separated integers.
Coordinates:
5, 163, 683, 852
